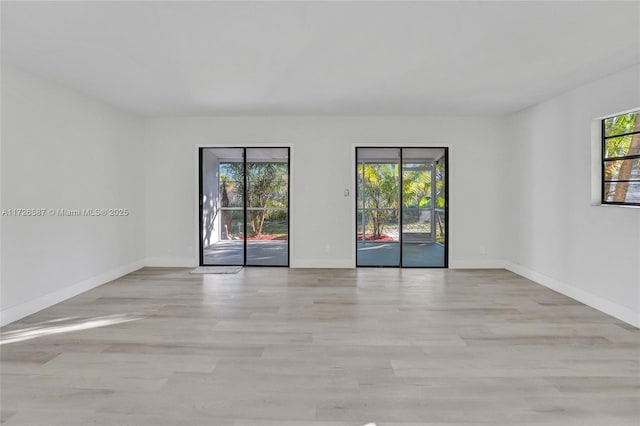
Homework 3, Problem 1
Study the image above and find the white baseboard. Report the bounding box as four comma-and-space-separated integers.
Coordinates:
146, 257, 355, 268
0, 259, 146, 327
290, 258, 506, 269
505, 261, 640, 328
450, 259, 506, 269
144, 257, 198, 267
291, 259, 355, 269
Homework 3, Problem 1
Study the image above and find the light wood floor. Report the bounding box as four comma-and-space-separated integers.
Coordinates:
1, 267, 639, 425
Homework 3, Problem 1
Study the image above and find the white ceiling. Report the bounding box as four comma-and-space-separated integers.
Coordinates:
2, 1, 639, 117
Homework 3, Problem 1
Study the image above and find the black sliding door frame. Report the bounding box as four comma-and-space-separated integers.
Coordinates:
400, 148, 404, 267
199, 146, 290, 267
355, 146, 449, 268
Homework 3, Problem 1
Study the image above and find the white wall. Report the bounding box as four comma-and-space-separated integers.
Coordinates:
143, 116, 506, 268
3, 61, 638, 328
505, 64, 640, 327
1, 65, 146, 325
201, 150, 220, 246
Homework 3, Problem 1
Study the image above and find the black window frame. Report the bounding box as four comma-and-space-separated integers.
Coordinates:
601, 110, 640, 207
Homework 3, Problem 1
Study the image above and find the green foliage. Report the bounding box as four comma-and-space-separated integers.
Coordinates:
603, 112, 640, 202
435, 161, 446, 209
358, 163, 399, 238
402, 165, 431, 209
222, 162, 288, 236
604, 112, 639, 139
266, 200, 288, 221
358, 159, 447, 241
604, 112, 638, 161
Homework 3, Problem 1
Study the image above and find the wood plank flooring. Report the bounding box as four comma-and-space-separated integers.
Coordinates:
1, 267, 639, 425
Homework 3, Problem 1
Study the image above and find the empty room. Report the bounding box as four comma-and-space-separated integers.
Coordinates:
1, 1, 639, 425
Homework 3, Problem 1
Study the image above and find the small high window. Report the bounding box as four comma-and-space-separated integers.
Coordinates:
602, 110, 640, 206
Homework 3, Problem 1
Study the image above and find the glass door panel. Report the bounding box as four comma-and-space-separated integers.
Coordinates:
402, 148, 446, 267
201, 148, 245, 265
356, 148, 401, 267
245, 148, 289, 266
434, 156, 447, 247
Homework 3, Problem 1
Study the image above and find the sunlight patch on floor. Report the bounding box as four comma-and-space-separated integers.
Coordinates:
0, 313, 144, 345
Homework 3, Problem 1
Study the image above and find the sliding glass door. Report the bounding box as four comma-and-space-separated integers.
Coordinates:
356, 148, 401, 266
245, 148, 289, 266
199, 147, 289, 267
356, 147, 448, 268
